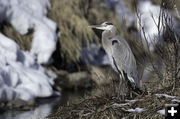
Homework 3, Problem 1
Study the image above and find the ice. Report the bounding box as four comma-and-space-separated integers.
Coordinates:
0, 0, 58, 64
157, 109, 165, 115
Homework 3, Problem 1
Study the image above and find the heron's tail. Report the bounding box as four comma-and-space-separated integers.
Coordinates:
127, 76, 136, 88
123, 72, 143, 95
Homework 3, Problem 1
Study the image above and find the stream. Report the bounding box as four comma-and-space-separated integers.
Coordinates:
0, 90, 88, 119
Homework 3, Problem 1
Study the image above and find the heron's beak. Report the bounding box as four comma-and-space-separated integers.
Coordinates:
88, 25, 105, 30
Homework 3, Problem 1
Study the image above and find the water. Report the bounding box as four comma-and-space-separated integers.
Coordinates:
0, 90, 88, 119
0, 97, 59, 119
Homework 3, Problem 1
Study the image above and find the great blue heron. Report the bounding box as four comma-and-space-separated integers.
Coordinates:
89, 22, 141, 99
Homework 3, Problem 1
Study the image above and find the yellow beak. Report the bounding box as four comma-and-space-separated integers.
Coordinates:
88, 25, 106, 30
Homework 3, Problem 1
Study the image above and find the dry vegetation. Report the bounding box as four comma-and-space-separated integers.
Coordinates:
48, 0, 180, 119
48, 0, 122, 71
0, 23, 33, 51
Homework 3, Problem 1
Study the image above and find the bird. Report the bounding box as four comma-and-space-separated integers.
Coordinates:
89, 22, 141, 99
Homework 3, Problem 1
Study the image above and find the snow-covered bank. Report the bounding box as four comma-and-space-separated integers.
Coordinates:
0, 0, 59, 101
137, 1, 161, 50
0, 33, 57, 101
137, 0, 179, 50
0, 0, 58, 64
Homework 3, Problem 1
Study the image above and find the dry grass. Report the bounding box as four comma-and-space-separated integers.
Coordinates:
48, 0, 180, 119
48, 0, 121, 71
48, 80, 180, 119
0, 22, 33, 51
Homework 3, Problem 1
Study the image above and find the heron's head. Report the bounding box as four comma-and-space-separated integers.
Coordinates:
88, 22, 114, 31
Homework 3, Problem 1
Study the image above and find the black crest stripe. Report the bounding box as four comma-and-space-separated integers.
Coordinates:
112, 40, 118, 45
105, 22, 113, 25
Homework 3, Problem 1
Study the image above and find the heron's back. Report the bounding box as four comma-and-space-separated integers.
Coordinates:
102, 35, 140, 87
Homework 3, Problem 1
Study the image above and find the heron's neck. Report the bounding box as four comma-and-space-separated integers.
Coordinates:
101, 27, 117, 58
102, 27, 117, 39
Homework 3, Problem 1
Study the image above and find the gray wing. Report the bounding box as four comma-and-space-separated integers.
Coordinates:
111, 36, 140, 87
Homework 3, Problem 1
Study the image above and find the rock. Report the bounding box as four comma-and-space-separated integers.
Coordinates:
6, 99, 36, 110
54, 66, 119, 91
67, 72, 93, 89
55, 71, 93, 90
0, 102, 5, 108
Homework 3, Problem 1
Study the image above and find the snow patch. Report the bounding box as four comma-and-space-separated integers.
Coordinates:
157, 109, 165, 115
0, 0, 59, 101
125, 99, 137, 103
137, 1, 161, 50
82, 112, 91, 117
155, 94, 176, 99
112, 100, 137, 107
0, 0, 58, 64
171, 99, 180, 103
137, 1, 179, 50
123, 107, 144, 113
112, 103, 130, 107
0, 33, 59, 101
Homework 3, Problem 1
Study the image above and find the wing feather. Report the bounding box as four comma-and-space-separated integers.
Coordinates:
111, 36, 140, 87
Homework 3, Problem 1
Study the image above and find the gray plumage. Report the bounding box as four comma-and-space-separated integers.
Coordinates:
89, 22, 140, 88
